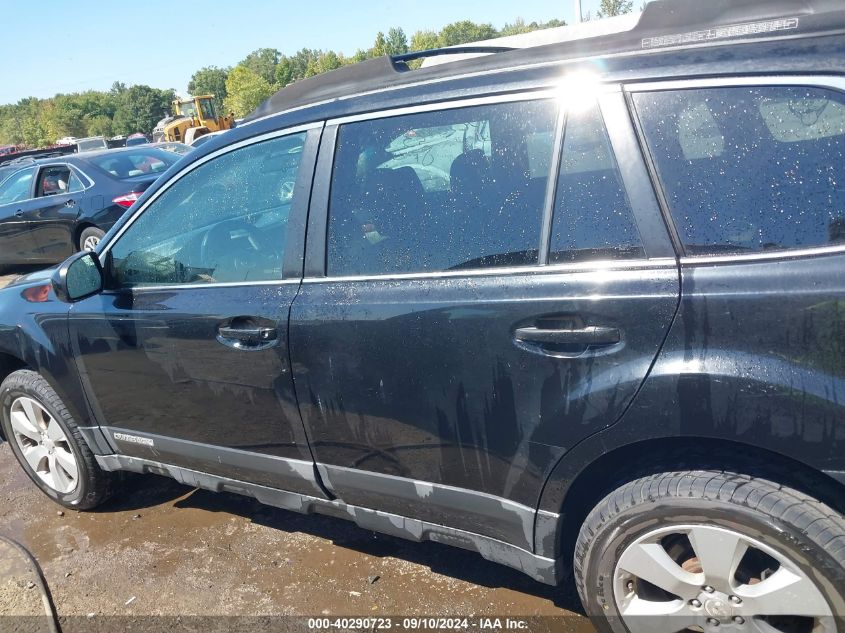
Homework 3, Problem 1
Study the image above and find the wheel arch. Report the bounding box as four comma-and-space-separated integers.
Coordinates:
0, 352, 30, 439
73, 221, 98, 251
538, 435, 845, 569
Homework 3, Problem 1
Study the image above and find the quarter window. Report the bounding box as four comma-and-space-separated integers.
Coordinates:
108, 132, 307, 287
634, 85, 845, 255
327, 99, 559, 276
550, 102, 644, 263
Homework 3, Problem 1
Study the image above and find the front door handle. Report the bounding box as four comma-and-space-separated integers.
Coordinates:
218, 326, 277, 344
514, 325, 620, 346
14, 209, 23, 217
65, 199, 76, 208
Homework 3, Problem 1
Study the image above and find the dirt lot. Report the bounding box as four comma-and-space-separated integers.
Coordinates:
0, 268, 592, 631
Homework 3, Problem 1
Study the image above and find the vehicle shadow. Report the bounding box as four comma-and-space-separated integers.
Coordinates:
171, 484, 586, 615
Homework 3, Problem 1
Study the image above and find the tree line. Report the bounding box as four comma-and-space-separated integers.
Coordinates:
0, 3, 636, 147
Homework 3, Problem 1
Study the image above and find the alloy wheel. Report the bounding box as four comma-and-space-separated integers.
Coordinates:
614, 524, 835, 633
9, 396, 79, 494
82, 235, 100, 251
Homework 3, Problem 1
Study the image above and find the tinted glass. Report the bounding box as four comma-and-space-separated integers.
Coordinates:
108, 132, 306, 287
550, 102, 643, 263
634, 86, 845, 255
327, 99, 559, 276
37, 166, 72, 197
89, 148, 179, 179
67, 170, 85, 193
0, 167, 35, 204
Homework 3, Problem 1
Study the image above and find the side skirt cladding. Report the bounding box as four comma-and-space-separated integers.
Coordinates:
95, 453, 563, 586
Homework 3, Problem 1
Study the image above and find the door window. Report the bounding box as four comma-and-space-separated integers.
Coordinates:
327, 99, 559, 276
634, 85, 845, 255
0, 167, 35, 205
550, 102, 644, 263
107, 132, 307, 287
36, 166, 73, 197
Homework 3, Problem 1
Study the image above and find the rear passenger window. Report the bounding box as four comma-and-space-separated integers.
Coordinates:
550, 102, 644, 263
327, 100, 559, 276
634, 86, 845, 255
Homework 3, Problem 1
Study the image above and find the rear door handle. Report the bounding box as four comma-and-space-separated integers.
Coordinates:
514, 325, 620, 346
65, 199, 76, 208
217, 325, 277, 347
14, 209, 23, 217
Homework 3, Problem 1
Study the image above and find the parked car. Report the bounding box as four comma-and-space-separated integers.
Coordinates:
1, 2, 845, 632
75, 136, 109, 153
148, 141, 191, 156
0, 146, 179, 269
187, 130, 224, 149
125, 133, 149, 147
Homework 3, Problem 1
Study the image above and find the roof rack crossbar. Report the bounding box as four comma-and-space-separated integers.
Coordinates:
392, 46, 516, 64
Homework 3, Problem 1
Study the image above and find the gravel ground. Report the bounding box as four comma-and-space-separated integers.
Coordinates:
0, 266, 593, 631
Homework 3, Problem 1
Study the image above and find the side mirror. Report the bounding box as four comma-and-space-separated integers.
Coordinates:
51, 251, 104, 303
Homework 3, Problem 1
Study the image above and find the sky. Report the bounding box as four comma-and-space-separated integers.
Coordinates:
0, 0, 613, 105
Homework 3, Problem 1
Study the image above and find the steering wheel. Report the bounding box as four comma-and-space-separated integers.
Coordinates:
199, 219, 266, 282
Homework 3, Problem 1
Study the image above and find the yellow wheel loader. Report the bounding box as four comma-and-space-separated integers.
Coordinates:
152, 95, 234, 144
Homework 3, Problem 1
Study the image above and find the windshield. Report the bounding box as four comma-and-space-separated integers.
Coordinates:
178, 102, 198, 118
88, 148, 179, 179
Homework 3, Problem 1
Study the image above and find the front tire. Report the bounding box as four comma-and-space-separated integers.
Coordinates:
0, 369, 118, 510
575, 470, 845, 633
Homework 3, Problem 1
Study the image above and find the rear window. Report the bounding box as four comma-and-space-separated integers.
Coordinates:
89, 149, 179, 179
634, 85, 845, 255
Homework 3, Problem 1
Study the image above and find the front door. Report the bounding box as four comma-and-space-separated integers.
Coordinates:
290, 92, 679, 549
68, 126, 324, 496
0, 167, 38, 265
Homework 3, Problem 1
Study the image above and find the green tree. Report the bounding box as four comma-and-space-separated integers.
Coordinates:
187, 66, 229, 112
275, 49, 322, 85
410, 29, 439, 51
597, 0, 634, 17
437, 20, 498, 46
240, 48, 281, 85
385, 27, 408, 56
224, 65, 275, 117
113, 85, 174, 135
371, 32, 388, 57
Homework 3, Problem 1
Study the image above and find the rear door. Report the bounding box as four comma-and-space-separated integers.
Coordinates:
28, 164, 87, 261
0, 166, 38, 265
289, 88, 679, 550
68, 125, 325, 495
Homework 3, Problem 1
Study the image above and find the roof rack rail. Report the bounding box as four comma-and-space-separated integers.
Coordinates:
393, 46, 516, 64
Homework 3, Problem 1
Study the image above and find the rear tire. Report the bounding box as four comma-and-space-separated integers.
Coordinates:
574, 470, 845, 633
78, 226, 105, 252
0, 369, 119, 510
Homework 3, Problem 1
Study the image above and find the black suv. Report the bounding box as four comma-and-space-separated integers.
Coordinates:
0, 146, 181, 271
2, 1, 845, 630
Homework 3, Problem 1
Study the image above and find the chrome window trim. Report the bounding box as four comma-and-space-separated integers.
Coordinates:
624, 74, 845, 93
107, 279, 302, 293
304, 257, 677, 284
98, 120, 323, 262
681, 243, 845, 266
35, 162, 95, 194
627, 73, 845, 264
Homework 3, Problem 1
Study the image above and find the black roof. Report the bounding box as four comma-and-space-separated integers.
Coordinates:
245, 0, 845, 124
